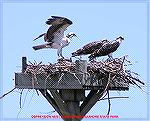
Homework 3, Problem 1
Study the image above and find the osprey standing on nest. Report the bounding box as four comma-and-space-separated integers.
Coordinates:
88, 36, 124, 61
72, 39, 109, 57
33, 16, 77, 58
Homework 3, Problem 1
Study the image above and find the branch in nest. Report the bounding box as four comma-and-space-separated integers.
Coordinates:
126, 75, 145, 85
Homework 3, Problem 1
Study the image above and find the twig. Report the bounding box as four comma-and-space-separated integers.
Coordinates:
98, 73, 112, 104
119, 56, 126, 71
17, 89, 29, 118
100, 91, 108, 100
27, 90, 34, 108
19, 89, 23, 108
0, 87, 16, 99
107, 90, 111, 115
35, 89, 39, 96
40, 110, 56, 115
99, 96, 129, 101
44, 73, 52, 90
127, 75, 144, 85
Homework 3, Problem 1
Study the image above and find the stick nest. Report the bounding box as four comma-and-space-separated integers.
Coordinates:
24, 56, 144, 89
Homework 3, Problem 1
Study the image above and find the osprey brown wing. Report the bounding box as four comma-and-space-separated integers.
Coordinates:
45, 16, 73, 42
72, 40, 109, 56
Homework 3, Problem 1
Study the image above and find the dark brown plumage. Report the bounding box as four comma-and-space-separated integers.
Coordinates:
72, 39, 109, 57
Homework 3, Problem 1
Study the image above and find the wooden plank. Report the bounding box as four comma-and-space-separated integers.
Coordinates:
80, 90, 98, 111
15, 73, 82, 89
15, 73, 129, 90
39, 89, 62, 116
50, 90, 70, 115
80, 76, 110, 117
22, 57, 27, 73
75, 60, 87, 85
59, 90, 85, 101
65, 101, 80, 115
80, 89, 104, 116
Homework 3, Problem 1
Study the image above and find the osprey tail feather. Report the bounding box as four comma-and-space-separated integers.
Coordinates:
72, 49, 84, 57
71, 52, 78, 57
33, 44, 50, 50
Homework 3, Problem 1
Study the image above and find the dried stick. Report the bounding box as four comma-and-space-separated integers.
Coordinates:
0, 87, 16, 99
100, 96, 129, 101
40, 110, 56, 115
100, 91, 108, 100
19, 89, 23, 108
35, 89, 39, 96
107, 90, 111, 115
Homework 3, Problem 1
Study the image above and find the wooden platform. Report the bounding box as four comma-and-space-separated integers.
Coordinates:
15, 57, 129, 90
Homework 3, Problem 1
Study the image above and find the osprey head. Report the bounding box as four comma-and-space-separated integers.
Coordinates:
66, 32, 77, 39
116, 36, 124, 43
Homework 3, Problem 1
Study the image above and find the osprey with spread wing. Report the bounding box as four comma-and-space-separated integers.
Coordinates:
33, 16, 77, 58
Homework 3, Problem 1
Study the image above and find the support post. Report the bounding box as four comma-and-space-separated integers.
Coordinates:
60, 90, 84, 121
39, 89, 62, 116
22, 57, 27, 73
40, 60, 87, 121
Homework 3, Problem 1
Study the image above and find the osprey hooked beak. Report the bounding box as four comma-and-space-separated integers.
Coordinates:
66, 32, 81, 41
116, 36, 124, 43
118, 36, 124, 40
72, 33, 77, 37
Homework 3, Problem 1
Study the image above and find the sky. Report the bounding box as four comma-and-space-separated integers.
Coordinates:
1, 1, 150, 121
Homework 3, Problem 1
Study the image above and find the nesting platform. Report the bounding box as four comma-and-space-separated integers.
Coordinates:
14, 56, 145, 120
14, 56, 140, 91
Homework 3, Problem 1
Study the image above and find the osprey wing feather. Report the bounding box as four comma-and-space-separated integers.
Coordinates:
33, 16, 73, 42
88, 36, 124, 61
72, 39, 109, 57
32, 16, 76, 59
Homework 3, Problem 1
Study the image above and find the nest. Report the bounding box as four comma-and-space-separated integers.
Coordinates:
87, 57, 144, 89
24, 56, 144, 89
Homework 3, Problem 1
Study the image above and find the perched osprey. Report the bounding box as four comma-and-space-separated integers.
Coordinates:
88, 36, 124, 61
72, 39, 109, 57
32, 16, 77, 58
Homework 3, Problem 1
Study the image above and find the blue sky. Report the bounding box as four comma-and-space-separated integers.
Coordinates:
1, 1, 150, 121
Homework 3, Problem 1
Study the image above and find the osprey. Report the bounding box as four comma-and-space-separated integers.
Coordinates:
88, 36, 124, 61
72, 39, 109, 57
32, 16, 77, 58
